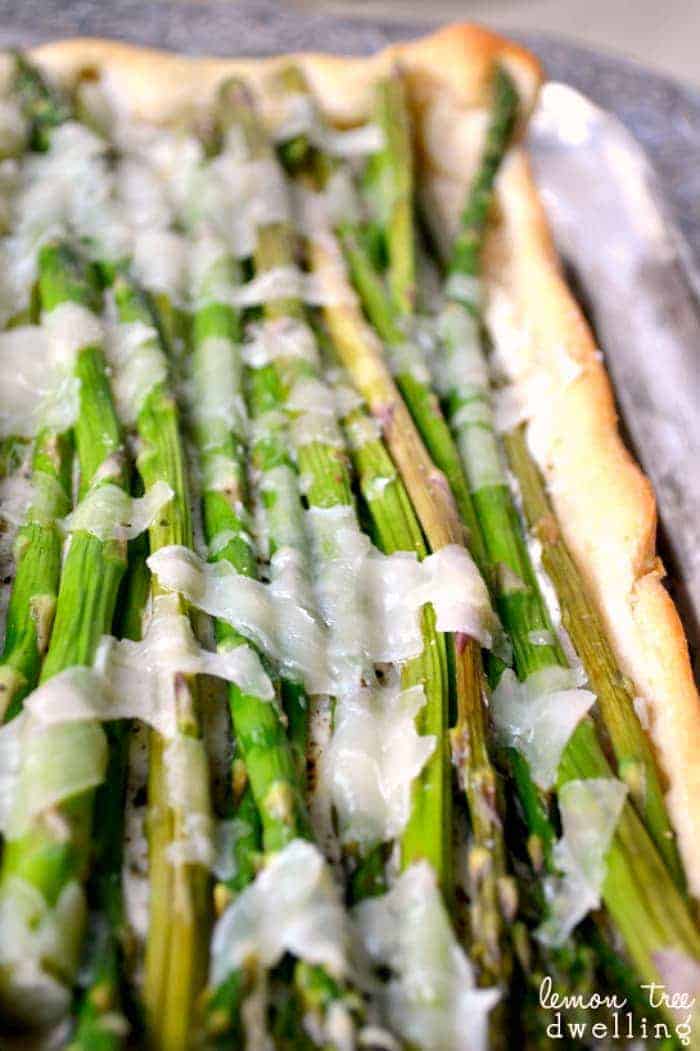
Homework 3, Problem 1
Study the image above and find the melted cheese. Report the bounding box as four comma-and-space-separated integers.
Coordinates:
62, 480, 173, 542
354, 862, 499, 1051
490, 665, 595, 790
537, 778, 627, 946
210, 839, 350, 984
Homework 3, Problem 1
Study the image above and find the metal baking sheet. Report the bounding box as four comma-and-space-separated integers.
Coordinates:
528, 84, 700, 648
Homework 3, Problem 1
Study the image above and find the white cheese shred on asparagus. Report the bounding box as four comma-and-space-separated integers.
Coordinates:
61, 479, 174, 542
489, 665, 596, 790
537, 778, 628, 946
148, 538, 497, 690
0, 593, 273, 866
0, 302, 104, 440
210, 838, 351, 985
354, 862, 500, 1051
269, 93, 384, 157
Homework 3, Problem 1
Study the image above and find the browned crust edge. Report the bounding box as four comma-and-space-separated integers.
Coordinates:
489, 150, 700, 890
29, 26, 699, 888
29, 24, 542, 126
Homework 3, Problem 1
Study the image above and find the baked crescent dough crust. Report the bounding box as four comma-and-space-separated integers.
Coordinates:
29, 25, 700, 891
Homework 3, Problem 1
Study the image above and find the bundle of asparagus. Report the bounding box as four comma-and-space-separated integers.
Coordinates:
0, 36, 696, 1051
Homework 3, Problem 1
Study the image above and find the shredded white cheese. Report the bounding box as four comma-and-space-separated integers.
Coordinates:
149, 531, 496, 704
326, 678, 435, 847
354, 862, 499, 1051
243, 316, 319, 369
271, 93, 383, 157
189, 130, 290, 260
0, 321, 85, 439
1, 594, 272, 841
147, 544, 330, 696
210, 839, 350, 985
490, 665, 595, 790
62, 480, 173, 543
537, 778, 627, 946
104, 317, 168, 425
287, 376, 345, 450
0, 875, 85, 1025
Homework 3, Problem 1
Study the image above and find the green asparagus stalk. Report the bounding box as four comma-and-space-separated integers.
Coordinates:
68, 536, 150, 1051
438, 64, 700, 1015
188, 239, 349, 1042
362, 75, 415, 316
13, 51, 72, 152
203, 758, 261, 1044
0, 240, 129, 1021
335, 374, 516, 986
504, 426, 683, 881
216, 82, 371, 1044
110, 274, 211, 1051
0, 57, 75, 723
275, 70, 517, 993
446, 66, 518, 292
0, 428, 72, 720
341, 73, 489, 580
338, 223, 489, 578
190, 244, 309, 856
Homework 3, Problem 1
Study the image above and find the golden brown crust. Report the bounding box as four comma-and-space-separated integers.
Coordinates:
30, 25, 542, 127
486, 150, 700, 890
28, 26, 699, 885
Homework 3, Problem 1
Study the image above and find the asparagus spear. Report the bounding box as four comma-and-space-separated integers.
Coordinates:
437, 65, 700, 1011
362, 75, 415, 317
190, 240, 309, 856
68, 536, 150, 1051
0, 241, 129, 1021
203, 759, 261, 1044
110, 274, 211, 1051
504, 425, 683, 882
441, 60, 683, 874
340, 74, 489, 581
0, 427, 72, 720
335, 372, 516, 985
275, 68, 516, 987
13, 51, 72, 152
215, 83, 375, 1044
188, 237, 345, 1042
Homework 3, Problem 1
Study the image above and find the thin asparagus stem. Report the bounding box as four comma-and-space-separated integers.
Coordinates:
337, 379, 516, 985
68, 536, 150, 1051
362, 75, 416, 317
179, 88, 359, 1042
337, 223, 489, 579
0, 241, 129, 1021
446, 66, 519, 292
187, 237, 352, 1042
0, 427, 72, 720
275, 72, 510, 987
190, 244, 309, 855
112, 275, 210, 1051
438, 63, 700, 1016
13, 51, 72, 152
203, 758, 260, 1045
504, 425, 683, 883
